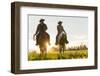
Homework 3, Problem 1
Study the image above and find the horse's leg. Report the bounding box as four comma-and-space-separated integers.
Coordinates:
58, 45, 60, 59
39, 48, 42, 60
59, 45, 62, 59
39, 45, 47, 60
63, 44, 65, 54
41, 49, 44, 60
60, 44, 64, 59
44, 47, 47, 59
39, 46, 44, 60
61, 46, 63, 58
39, 46, 41, 59
61, 45, 65, 58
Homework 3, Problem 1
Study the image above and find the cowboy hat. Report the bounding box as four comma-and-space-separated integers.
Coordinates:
40, 19, 45, 22
58, 21, 62, 24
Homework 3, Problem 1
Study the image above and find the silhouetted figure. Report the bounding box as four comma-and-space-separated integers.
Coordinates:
55, 21, 68, 45
33, 19, 48, 45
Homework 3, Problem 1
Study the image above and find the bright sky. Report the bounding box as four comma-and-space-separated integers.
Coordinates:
28, 15, 88, 51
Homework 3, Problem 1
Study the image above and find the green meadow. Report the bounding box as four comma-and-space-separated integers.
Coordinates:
28, 49, 88, 61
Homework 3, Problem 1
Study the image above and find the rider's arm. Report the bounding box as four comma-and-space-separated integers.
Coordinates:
44, 24, 48, 31
62, 26, 66, 34
34, 24, 40, 35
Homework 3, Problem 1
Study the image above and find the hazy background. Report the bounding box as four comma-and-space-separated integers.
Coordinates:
28, 15, 88, 51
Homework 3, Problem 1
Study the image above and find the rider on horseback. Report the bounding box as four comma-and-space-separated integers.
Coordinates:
33, 19, 48, 45
55, 21, 69, 45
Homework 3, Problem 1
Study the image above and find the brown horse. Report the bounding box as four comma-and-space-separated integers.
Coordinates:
38, 32, 50, 59
57, 31, 68, 58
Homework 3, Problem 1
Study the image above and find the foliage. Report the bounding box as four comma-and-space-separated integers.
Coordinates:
67, 44, 88, 50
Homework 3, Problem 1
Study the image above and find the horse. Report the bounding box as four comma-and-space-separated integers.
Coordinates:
37, 32, 50, 59
57, 31, 68, 58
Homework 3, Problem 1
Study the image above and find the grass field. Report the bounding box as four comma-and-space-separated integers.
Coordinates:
28, 49, 88, 61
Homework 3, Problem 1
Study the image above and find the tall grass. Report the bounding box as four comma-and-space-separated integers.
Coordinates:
28, 44, 88, 61
28, 50, 88, 61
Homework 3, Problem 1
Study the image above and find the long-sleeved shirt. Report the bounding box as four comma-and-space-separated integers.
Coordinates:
35, 23, 47, 35
57, 24, 66, 34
